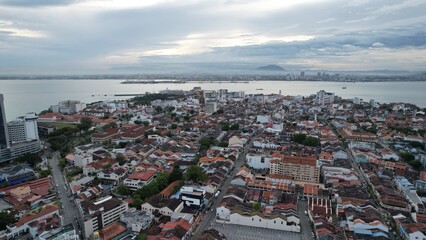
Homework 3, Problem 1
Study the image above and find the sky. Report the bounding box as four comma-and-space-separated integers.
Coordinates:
0, 0, 425, 74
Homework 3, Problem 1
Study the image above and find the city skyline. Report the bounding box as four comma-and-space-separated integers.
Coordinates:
0, 0, 426, 74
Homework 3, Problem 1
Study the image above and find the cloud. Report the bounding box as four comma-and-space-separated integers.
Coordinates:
0, 20, 46, 38
0, 0, 425, 74
0, 0, 75, 7
371, 42, 385, 48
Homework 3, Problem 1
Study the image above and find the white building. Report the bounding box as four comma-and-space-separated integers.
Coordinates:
256, 115, 271, 124
120, 208, 152, 232
246, 154, 273, 169
316, 90, 335, 105
141, 195, 184, 217
80, 196, 129, 238
7, 113, 39, 144
205, 101, 217, 114
180, 186, 206, 209
123, 171, 155, 191
216, 205, 300, 232
50, 100, 86, 114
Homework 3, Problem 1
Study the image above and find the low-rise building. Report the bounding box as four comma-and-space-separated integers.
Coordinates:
180, 186, 206, 210
141, 194, 184, 217
120, 208, 153, 232
123, 171, 155, 191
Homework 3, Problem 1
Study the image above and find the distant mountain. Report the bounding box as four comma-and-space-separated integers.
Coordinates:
257, 64, 285, 71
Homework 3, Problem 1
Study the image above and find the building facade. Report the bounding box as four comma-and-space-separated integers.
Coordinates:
270, 155, 320, 183
79, 196, 129, 238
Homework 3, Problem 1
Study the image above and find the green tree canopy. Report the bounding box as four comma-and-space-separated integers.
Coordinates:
0, 211, 16, 230
79, 117, 92, 131
253, 202, 261, 211
399, 151, 415, 162
184, 165, 208, 183
116, 184, 131, 196
115, 154, 127, 165
230, 123, 240, 131
168, 164, 183, 183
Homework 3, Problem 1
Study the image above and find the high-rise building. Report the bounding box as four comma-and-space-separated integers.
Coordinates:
205, 101, 218, 114
0, 94, 40, 162
0, 94, 9, 148
0, 94, 11, 161
7, 113, 39, 144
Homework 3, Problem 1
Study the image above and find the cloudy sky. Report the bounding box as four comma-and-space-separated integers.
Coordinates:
0, 0, 425, 74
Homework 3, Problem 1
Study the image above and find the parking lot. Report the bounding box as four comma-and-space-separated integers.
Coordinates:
212, 222, 301, 240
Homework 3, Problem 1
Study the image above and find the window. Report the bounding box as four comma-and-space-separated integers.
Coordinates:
252, 218, 254, 221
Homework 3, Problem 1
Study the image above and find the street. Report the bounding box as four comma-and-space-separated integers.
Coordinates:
48, 152, 80, 233
298, 199, 313, 240
192, 134, 256, 239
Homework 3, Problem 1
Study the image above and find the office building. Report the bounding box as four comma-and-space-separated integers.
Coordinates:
1, 95, 41, 162
270, 155, 320, 183
205, 101, 217, 114
79, 196, 129, 238
0, 94, 9, 149
0, 94, 11, 161
316, 90, 335, 105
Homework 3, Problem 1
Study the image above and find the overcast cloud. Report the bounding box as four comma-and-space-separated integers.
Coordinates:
0, 0, 425, 74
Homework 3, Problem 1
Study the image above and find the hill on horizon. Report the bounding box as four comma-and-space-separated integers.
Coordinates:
257, 64, 285, 71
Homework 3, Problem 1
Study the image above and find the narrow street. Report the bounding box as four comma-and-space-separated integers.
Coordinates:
298, 199, 313, 240
191, 134, 256, 239
48, 152, 80, 234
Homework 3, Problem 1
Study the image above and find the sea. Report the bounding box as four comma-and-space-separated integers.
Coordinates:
0, 79, 425, 120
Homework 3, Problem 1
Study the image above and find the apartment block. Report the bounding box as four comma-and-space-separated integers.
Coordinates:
270, 155, 320, 183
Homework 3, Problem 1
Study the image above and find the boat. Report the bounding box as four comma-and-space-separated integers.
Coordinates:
256, 88, 264, 90
342, 86, 347, 89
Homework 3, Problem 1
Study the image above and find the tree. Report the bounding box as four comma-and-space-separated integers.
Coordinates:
0, 211, 16, 230
16, 153, 42, 167
410, 141, 424, 150
136, 233, 147, 240
168, 164, 183, 183
116, 184, 131, 196
184, 115, 190, 121
170, 124, 178, 130
166, 106, 175, 112
155, 106, 163, 113
293, 134, 306, 144
39, 169, 52, 178
221, 123, 230, 131
252, 202, 260, 211
410, 160, 422, 170
199, 137, 215, 151
184, 166, 208, 183
304, 136, 320, 147
399, 152, 415, 162
116, 154, 127, 166
79, 117, 92, 132
230, 123, 239, 131
216, 109, 224, 114
59, 158, 67, 170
